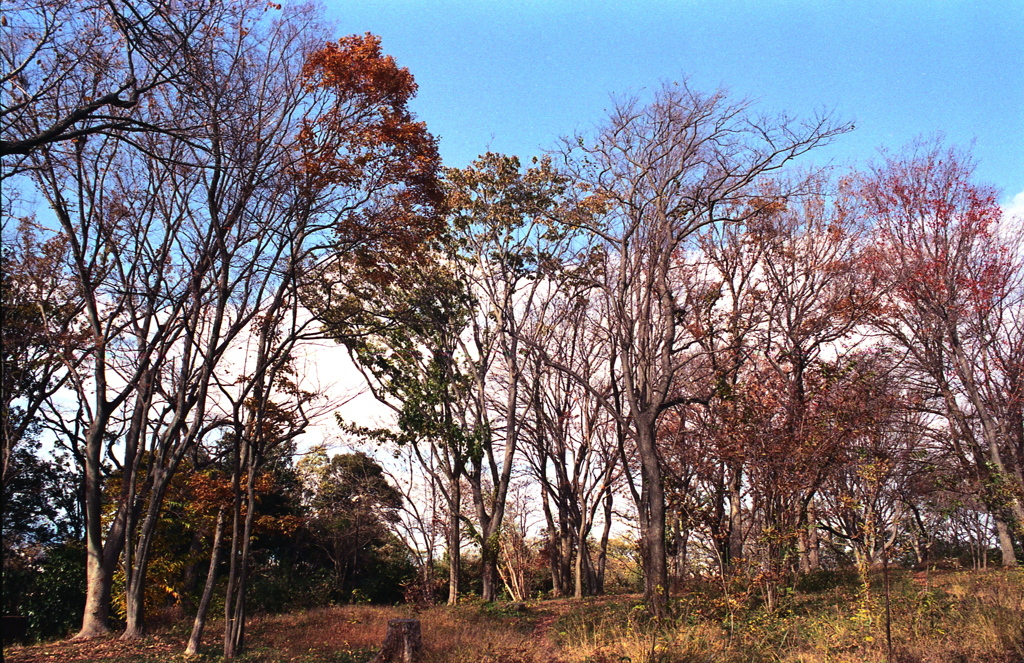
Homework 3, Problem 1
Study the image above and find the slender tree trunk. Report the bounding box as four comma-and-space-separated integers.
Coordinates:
728, 463, 744, 565
573, 529, 587, 599
123, 468, 174, 639
797, 498, 814, 576
225, 457, 258, 658
798, 527, 811, 575
474, 351, 521, 604
596, 489, 613, 595
223, 446, 243, 651
186, 508, 225, 657
806, 501, 821, 572
224, 463, 257, 658
117, 374, 158, 640
667, 511, 680, 580
946, 345, 1024, 559
447, 477, 461, 606
808, 522, 820, 571
541, 487, 564, 597
182, 529, 205, 598
122, 542, 150, 638
558, 507, 573, 595
223, 437, 259, 659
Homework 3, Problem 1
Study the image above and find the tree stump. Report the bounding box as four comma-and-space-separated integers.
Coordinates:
370, 619, 422, 663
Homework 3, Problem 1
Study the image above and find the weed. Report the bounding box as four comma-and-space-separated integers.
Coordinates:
4, 569, 1022, 663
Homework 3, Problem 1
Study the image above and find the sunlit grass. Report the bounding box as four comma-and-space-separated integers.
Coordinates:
4, 569, 1023, 663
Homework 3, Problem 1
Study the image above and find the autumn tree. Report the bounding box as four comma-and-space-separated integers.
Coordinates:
556, 82, 850, 615
741, 181, 872, 586
445, 153, 585, 602
860, 138, 1024, 566
1, 0, 223, 162
674, 219, 768, 571
210, 26, 442, 655
7, 1, 440, 645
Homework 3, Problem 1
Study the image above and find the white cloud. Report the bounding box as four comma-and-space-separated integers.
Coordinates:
1003, 190, 1024, 226
290, 336, 395, 455
999, 190, 1024, 262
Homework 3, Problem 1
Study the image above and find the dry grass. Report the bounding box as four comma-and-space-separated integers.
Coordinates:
4, 569, 1023, 663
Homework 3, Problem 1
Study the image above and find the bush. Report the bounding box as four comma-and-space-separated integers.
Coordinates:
795, 568, 860, 593
3, 540, 87, 642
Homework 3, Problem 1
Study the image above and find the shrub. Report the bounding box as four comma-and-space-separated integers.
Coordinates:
3, 540, 86, 642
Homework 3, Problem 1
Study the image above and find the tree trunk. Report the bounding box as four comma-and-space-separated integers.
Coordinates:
573, 531, 589, 599
122, 548, 150, 639
77, 539, 115, 639
185, 508, 225, 657
75, 420, 124, 639
480, 535, 499, 602
595, 489, 613, 595
728, 463, 744, 565
797, 500, 815, 576
224, 442, 258, 659
995, 515, 1018, 567
182, 529, 206, 599
636, 423, 668, 617
558, 511, 573, 596
808, 521, 820, 571
447, 478, 461, 606
541, 488, 564, 597
371, 619, 422, 663
123, 469, 172, 640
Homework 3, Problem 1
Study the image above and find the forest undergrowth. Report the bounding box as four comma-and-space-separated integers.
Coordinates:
4, 568, 1023, 663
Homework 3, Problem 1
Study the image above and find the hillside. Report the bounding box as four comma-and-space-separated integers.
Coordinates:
5, 569, 1022, 663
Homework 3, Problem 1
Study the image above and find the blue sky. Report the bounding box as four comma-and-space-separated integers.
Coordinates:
324, 0, 1024, 203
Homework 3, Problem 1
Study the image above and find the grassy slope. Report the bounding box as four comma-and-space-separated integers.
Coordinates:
4, 568, 1023, 663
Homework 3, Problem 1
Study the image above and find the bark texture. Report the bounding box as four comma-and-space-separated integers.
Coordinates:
371, 620, 423, 663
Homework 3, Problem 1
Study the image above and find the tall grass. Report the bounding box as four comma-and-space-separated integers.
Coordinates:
523, 569, 1023, 663
4, 569, 1022, 663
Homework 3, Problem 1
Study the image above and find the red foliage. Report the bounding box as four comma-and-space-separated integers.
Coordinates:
860, 140, 1013, 319
294, 34, 444, 269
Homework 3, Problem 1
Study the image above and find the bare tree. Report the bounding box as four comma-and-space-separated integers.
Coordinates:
445, 153, 583, 602
520, 291, 620, 598
11, 2, 440, 643
1, 0, 221, 162
556, 82, 850, 615
24, 122, 200, 637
